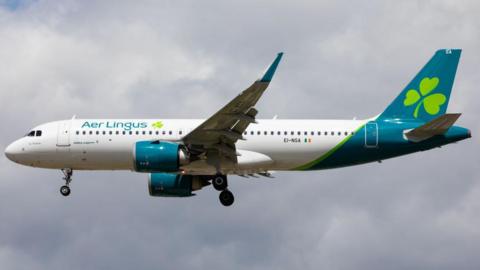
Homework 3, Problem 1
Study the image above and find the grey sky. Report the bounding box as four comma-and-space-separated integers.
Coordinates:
0, 0, 479, 269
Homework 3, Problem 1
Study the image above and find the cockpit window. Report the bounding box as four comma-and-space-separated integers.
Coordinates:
35, 130, 42, 137
26, 131, 35, 137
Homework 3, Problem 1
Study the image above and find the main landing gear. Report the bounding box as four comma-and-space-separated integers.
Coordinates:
212, 174, 234, 207
60, 168, 72, 197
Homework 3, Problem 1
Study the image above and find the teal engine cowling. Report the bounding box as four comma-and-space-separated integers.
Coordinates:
148, 173, 209, 197
134, 141, 189, 172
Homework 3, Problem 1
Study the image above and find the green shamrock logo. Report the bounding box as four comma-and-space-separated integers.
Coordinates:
403, 77, 446, 118
151, 121, 164, 129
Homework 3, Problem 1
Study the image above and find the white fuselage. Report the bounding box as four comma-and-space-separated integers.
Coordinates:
5, 119, 367, 174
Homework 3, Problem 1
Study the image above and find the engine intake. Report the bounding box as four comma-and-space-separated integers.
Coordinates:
134, 141, 188, 172
148, 173, 209, 197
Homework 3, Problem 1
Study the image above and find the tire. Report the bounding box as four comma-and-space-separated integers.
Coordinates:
219, 189, 234, 206
60, 185, 71, 196
212, 175, 228, 191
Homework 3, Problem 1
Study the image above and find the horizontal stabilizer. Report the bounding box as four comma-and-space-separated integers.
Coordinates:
405, 113, 461, 142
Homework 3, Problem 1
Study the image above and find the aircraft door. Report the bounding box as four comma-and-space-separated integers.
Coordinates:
57, 121, 71, 147
365, 121, 378, 148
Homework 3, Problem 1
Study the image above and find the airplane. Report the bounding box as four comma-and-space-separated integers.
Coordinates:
4, 49, 471, 206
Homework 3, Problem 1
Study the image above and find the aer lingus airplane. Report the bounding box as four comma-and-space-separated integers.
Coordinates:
4, 49, 471, 206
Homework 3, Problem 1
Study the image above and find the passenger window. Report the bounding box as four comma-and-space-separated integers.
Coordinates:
169, 131, 172, 135
179, 131, 182, 135
129, 131, 133, 135
297, 131, 301, 135
82, 131, 86, 135
257, 131, 261, 135
122, 131, 126, 135
109, 131, 113, 135
311, 131, 314, 136
264, 131, 267, 135
278, 131, 281, 135
114, 131, 118, 135
338, 131, 341, 136
270, 131, 274, 135
135, 131, 139, 135
304, 131, 308, 135
318, 131, 321, 136
76, 131, 80, 135
142, 131, 146, 135
324, 131, 328, 136
156, 131, 159, 135
102, 131, 106, 135
251, 131, 254, 135
96, 131, 100, 135
344, 131, 348, 136
89, 131, 93, 135
149, 131, 153, 135
284, 131, 288, 135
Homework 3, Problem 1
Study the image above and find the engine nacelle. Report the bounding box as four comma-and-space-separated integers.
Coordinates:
148, 173, 209, 197
134, 141, 188, 172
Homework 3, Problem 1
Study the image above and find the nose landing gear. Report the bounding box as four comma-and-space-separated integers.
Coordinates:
213, 174, 234, 206
60, 168, 72, 197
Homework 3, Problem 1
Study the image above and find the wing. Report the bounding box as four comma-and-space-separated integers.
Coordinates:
182, 52, 283, 163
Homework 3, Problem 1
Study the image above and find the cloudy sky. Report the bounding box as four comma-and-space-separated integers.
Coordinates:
0, 0, 479, 269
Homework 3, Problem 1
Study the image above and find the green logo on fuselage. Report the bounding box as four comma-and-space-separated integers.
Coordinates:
151, 121, 164, 129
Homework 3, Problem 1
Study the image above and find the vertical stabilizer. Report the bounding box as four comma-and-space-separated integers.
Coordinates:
378, 49, 461, 122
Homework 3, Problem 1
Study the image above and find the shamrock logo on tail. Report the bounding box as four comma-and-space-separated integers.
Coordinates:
151, 121, 164, 129
403, 77, 446, 118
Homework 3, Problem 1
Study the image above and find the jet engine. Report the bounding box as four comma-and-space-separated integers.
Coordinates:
148, 173, 210, 197
133, 141, 189, 172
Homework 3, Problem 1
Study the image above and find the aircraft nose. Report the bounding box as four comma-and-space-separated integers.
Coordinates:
5, 144, 14, 161
5, 141, 20, 161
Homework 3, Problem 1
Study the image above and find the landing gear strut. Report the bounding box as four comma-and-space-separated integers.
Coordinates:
213, 174, 234, 206
60, 168, 72, 197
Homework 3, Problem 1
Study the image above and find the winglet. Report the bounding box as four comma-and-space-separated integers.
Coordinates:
259, 52, 284, 82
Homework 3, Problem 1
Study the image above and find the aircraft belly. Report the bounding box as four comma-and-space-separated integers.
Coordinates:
236, 137, 338, 170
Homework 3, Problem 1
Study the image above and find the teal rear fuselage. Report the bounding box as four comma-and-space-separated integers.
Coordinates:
300, 119, 471, 170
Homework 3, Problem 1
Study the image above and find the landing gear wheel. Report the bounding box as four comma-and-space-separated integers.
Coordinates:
60, 168, 73, 197
219, 189, 234, 206
60, 185, 71, 196
212, 175, 228, 191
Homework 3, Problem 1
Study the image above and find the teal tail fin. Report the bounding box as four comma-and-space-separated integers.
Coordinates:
378, 49, 461, 122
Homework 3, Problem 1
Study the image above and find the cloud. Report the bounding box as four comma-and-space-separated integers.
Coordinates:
0, 0, 479, 270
